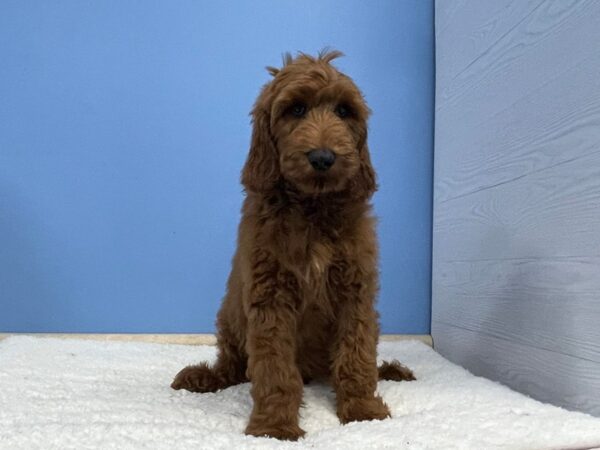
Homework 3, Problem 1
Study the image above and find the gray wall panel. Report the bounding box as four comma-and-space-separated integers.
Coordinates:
433, 0, 600, 415
435, 0, 600, 203
433, 322, 600, 416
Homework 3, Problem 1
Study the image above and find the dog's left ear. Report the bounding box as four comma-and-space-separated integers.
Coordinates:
241, 105, 280, 193
353, 126, 377, 198
356, 143, 377, 197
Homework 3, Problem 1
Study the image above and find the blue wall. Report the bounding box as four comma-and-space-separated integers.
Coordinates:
0, 1, 434, 333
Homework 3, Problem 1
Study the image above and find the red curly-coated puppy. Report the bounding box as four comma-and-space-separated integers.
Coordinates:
171, 50, 415, 441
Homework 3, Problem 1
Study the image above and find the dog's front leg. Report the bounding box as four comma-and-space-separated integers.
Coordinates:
330, 265, 390, 424
244, 255, 304, 440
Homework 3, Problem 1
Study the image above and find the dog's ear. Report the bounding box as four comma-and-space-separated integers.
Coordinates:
241, 106, 280, 193
352, 125, 377, 198
356, 143, 377, 198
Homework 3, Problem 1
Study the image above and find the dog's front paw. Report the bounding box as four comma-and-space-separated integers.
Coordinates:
170, 364, 221, 393
337, 395, 391, 424
245, 419, 305, 441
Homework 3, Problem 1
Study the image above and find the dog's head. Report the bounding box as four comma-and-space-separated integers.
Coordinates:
241, 50, 376, 198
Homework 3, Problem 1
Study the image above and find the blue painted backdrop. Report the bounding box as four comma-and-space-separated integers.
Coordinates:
0, 1, 434, 333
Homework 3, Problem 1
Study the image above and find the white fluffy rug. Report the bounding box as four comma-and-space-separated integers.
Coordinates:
1, 336, 599, 450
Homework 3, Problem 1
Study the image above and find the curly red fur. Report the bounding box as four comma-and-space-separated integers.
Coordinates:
171, 50, 415, 441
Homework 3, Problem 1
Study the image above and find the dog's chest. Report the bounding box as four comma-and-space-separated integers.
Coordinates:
284, 226, 336, 291
304, 240, 333, 281
277, 208, 347, 297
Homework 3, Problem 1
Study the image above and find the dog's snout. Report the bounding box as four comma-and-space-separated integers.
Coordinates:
307, 149, 336, 171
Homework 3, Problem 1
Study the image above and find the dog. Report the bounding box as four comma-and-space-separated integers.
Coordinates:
171, 50, 415, 441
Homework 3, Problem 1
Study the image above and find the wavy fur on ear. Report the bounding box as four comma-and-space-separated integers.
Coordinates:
348, 124, 377, 198
241, 105, 280, 193
356, 142, 377, 197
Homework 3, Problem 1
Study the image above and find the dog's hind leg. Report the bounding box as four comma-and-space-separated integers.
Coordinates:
171, 326, 247, 393
171, 255, 248, 393
378, 360, 416, 381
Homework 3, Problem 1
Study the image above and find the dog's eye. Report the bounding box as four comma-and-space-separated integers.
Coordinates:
288, 103, 307, 118
335, 104, 352, 118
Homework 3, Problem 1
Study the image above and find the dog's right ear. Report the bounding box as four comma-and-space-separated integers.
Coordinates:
241, 106, 280, 193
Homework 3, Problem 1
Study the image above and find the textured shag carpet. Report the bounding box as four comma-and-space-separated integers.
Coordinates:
1, 336, 599, 450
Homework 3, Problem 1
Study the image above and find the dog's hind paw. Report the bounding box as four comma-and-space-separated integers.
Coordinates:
170, 363, 223, 393
378, 360, 416, 381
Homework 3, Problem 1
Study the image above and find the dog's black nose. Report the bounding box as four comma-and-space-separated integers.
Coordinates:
307, 149, 336, 171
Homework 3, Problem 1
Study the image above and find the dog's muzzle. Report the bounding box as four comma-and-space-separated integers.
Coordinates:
307, 148, 336, 171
